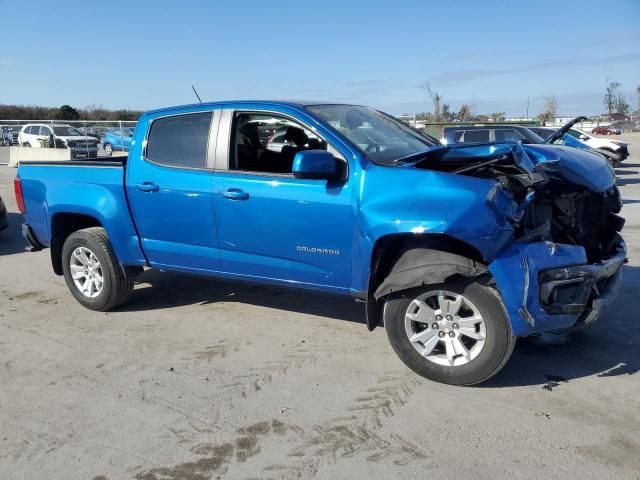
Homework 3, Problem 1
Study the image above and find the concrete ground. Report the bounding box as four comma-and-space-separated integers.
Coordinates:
1, 135, 639, 480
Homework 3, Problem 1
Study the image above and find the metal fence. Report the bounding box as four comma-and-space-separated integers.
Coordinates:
0, 119, 137, 128
0, 119, 137, 153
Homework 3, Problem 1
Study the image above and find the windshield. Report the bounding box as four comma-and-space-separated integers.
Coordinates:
306, 105, 436, 163
53, 126, 83, 136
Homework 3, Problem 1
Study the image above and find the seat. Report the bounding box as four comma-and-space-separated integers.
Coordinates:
279, 126, 309, 172
235, 117, 262, 170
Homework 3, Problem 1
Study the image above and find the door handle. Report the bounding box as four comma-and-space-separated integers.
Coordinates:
136, 182, 159, 192
221, 188, 249, 200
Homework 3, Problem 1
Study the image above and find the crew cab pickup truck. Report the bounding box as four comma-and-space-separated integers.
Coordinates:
15, 101, 626, 385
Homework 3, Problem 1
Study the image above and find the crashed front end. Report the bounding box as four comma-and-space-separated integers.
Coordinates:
415, 142, 626, 336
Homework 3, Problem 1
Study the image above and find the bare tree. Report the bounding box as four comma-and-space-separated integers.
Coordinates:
490, 112, 506, 122
637, 85, 640, 113
537, 95, 558, 125
604, 80, 621, 116
421, 82, 443, 122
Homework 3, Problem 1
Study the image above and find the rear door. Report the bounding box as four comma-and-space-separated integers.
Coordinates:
126, 110, 221, 272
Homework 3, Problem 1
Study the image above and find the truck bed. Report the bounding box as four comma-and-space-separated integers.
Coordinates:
20, 157, 125, 167
17, 158, 145, 267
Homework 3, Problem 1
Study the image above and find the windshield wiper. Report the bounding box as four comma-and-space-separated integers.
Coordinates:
391, 148, 436, 165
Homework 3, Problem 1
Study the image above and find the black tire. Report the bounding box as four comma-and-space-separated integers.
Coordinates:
103, 143, 113, 156
384, 277, 515, 386
61, 227, 133, 311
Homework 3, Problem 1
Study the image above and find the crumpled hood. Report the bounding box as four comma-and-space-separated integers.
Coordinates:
523, 144, 615, 193
410, 141, 615, 194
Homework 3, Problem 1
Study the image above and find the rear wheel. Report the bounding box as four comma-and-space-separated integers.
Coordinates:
103, 143, 113, 156
384, 278, 515, 385
61, 227, 133, 311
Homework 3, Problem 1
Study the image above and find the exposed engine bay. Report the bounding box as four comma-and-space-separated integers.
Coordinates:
414, 143, 624, 263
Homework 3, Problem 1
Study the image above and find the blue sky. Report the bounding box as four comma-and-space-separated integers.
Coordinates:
0, 0, 638, 116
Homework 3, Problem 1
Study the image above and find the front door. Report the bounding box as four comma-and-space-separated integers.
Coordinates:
126, 110, 221, 272
211, 110, 353, 291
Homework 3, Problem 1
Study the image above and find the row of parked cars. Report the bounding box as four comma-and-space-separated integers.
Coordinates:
0, 124, 135, 157
440, 117, 630, 166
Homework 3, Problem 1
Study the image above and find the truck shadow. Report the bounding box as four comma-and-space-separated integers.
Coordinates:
617, 178, 640, 186
484, 264, 640, 388
0, 213, 27, 256
120, 269, 365, 325
123, 265, 639, 386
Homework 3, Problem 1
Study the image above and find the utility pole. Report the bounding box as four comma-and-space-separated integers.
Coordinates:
525, 96, 530, 119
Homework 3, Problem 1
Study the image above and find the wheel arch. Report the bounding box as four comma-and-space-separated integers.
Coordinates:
364, 233, 488, 331
50, 212, 103, 275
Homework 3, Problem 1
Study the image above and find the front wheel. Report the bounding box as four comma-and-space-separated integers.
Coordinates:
384, 278, 515, 386
103, 143, 113, 156
61, 227, 133, 311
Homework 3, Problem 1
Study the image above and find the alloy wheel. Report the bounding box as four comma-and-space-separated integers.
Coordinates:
404, 290, 487, 367
69, 247, 104, 298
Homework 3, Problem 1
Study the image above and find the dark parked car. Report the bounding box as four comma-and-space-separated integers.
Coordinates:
442, 124, 545, 145
0, 194, 8, 232
1, 126, 22, 146
609, 121, 639, 133
76, 127, 105, 142
444, 118, 627, 166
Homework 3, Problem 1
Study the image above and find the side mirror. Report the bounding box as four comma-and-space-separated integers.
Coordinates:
292, 150, 337, 180
579, 134, 588, 140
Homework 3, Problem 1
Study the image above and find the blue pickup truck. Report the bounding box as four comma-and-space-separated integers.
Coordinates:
15, 101, 626, 385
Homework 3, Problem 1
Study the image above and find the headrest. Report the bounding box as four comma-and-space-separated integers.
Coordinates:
284, 126, 308, 146
344, 109, 366, 129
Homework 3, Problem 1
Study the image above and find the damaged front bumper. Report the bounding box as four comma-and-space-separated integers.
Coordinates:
488, 235, 626, 336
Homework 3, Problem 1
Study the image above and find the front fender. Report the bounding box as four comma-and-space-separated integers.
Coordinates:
352, 166, 515, 293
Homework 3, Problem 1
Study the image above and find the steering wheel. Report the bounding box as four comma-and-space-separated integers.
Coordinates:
365, 143, 381, 153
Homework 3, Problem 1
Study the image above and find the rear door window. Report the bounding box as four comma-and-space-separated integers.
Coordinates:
146, 112, 212, 169
462, 129, 490, 142
494, 129, 525, 141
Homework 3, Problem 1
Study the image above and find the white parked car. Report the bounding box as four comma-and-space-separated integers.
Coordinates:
531, 125, 630, 164
566, 128, 630, 161
18, 124, 99, 159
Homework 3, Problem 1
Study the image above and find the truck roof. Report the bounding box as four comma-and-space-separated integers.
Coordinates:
144, 100, 357, 116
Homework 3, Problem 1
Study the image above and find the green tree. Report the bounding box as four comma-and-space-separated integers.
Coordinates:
441, 103, 452, 122
457, 104, 473, 121
603, 81, 621, 116
54, 105, 80, 120
615, 93, 630, 115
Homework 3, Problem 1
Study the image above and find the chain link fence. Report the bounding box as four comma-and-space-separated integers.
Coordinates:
0, 119, 138, 154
